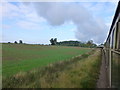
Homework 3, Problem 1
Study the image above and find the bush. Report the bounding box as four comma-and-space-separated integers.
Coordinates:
14, 41, 17, 44
19, 40, 23, 44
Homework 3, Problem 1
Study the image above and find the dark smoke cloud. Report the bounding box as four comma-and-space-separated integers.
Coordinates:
28, 2, 108, 43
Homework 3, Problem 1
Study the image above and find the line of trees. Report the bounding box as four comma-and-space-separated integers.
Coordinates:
14, 40, 23, 44
8, 40, 23, 44
50, 38, 97, 48
7, 38, 97, 48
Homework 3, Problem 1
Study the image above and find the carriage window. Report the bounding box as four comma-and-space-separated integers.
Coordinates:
115, 21, 120, 50
110, 28, 115, 49
108, 37, 111, 48
118, 21, 120, 50
114, 21, 120, 50
115, 23, 118, 49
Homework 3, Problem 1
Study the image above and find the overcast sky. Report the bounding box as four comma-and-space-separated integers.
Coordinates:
1, 1, 118, 44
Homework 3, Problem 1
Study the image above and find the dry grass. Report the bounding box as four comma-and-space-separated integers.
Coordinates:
40, 49, 101, 88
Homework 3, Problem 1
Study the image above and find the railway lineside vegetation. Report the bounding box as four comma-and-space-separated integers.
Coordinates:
3, 47, 101, 88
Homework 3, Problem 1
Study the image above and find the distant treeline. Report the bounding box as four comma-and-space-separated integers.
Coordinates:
7, 38, 97, 48
8, 40, 23, 44
50, 38, 97, 48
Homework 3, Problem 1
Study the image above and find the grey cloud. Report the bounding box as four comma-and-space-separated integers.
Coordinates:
30, 2, 108, 44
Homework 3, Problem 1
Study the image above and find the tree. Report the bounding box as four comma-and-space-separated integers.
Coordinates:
87, 40, 93, 45
50, 38, 55, 45
14, 41, 17, 44
19, 40, 23, 44
54, 38, 57, 45
86, 40, 97, 48
50, 38, 57, 45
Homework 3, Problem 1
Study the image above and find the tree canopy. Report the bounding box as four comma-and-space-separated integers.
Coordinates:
50, 38, 97, 48
50, 38, 57, 45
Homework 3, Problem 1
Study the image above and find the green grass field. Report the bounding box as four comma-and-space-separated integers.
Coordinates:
2, 43, 91, 77
3, 48, 101, 88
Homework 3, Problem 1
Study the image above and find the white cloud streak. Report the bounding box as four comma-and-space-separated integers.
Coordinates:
1, 2, 46, 30
17, 20, 42, 30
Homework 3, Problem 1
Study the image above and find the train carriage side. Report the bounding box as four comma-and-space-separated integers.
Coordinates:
104, 1, 120, 88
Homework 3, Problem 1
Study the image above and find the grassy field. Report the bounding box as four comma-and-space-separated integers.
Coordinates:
2, 43, 91, 77
3, 48, 101, 88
